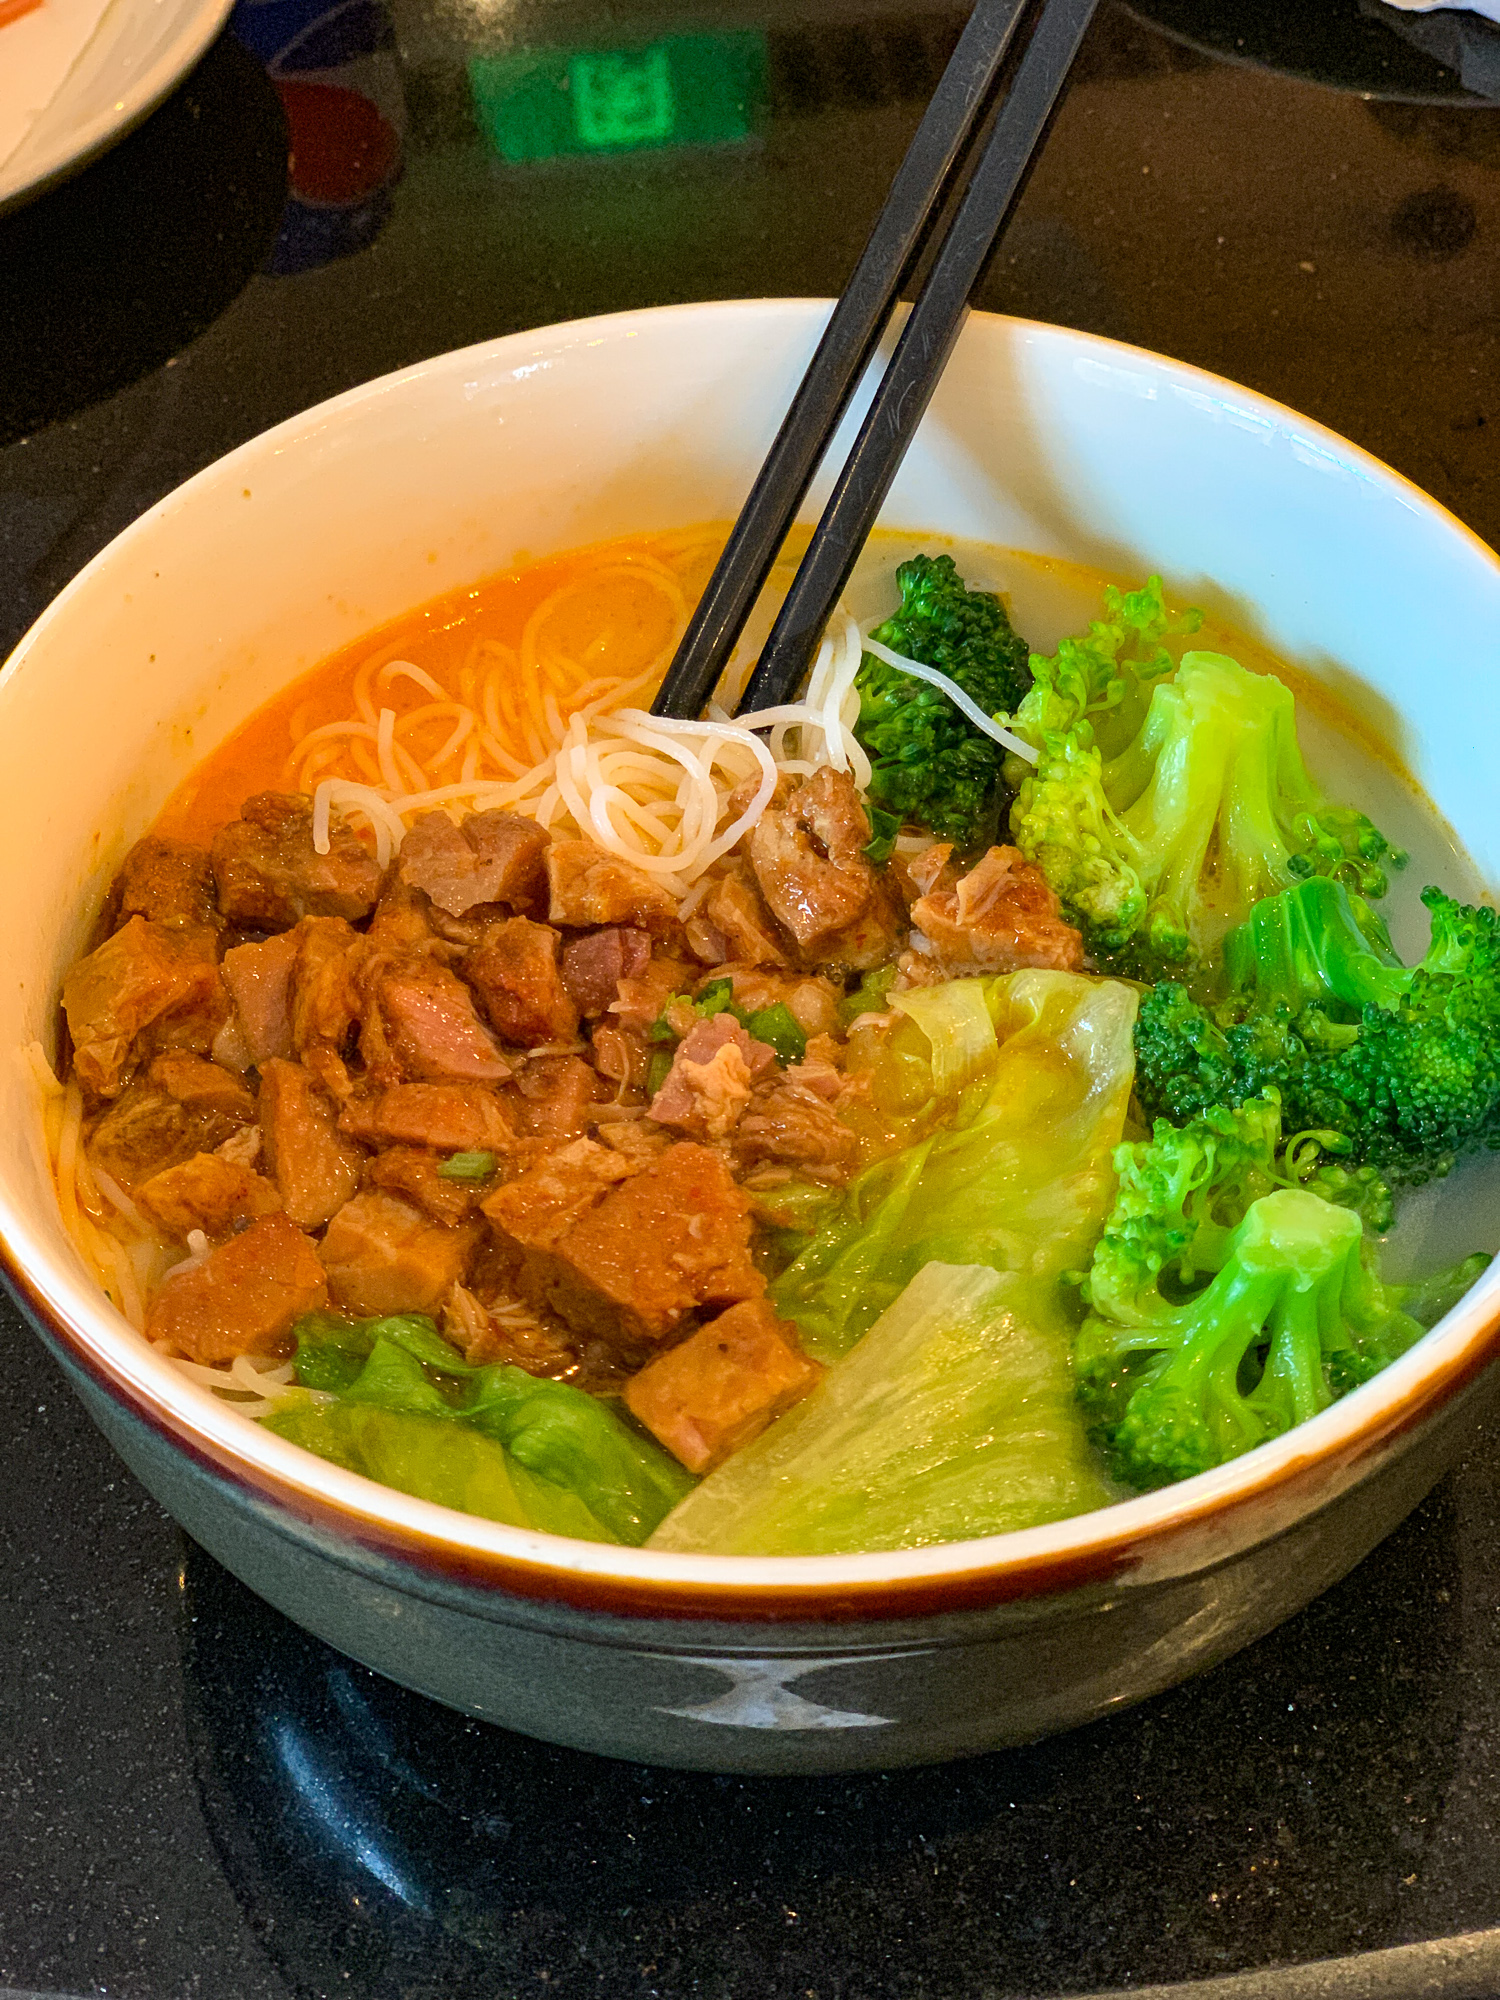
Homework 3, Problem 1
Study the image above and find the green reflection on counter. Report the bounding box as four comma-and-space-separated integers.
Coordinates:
469, 32, 767, 163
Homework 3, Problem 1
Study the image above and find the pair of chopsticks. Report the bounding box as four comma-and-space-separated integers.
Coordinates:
650, 0, 1099, 726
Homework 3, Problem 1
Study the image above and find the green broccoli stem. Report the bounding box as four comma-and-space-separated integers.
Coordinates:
1221, 875, 1410, 1016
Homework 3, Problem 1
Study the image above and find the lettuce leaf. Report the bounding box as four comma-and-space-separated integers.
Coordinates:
772, 970, 1139, 1358
262, 1315, 693, 1545
648, 1262, 1119, 1555
652, 971, 1139, 1554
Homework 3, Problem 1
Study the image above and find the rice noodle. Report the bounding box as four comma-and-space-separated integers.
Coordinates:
291, 540, 881, 895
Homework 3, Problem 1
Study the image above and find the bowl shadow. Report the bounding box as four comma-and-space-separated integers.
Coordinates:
0, 33, 287, 448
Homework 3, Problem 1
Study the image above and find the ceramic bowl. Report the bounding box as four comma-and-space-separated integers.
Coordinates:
3, 302, 1498, 1775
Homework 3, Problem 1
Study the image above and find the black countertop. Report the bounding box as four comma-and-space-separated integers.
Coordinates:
3, 5, 1500, 1995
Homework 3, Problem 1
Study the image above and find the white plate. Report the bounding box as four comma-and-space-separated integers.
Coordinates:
0, 0, 237, 213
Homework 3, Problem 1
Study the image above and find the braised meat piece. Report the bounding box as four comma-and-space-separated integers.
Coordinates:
589, 1023, 649, 1092
624, 1298, 823, 1473
483, 1140, 763, 1352
137, 1153, 282, 1239
363, 879, 447, 955
903, 842, 959, 901
63, 918, 226, 1099
88, 1078, 247, 1189
258, 1058, 367, 1229
511, 1053, 604, 1139
747, 768, 875, 950
647, 1015, 777, 1145
911, 845, 1084, 974
559, 926, 652, 1017
221, 930, 299, 1065
338, 1082, 517, 1153
147, 1053, 257, 1123
145, 1213, 328, 1365
464, 918, 579, 1046
110, 836, 220, 934
806, 868, 907, 974
211, 792, 382, 929
371, 960, 512, 1084
607, 955, 695, 1036
545, 838, 677, 932
318, 1190, 481, 1316
289, 915, 366, 1067
444, 1282, 586, 1379
702, 863, 789, 967
367, 1147, 482, 1227
734, 1070, 858, 1181
397, 810, 551, 918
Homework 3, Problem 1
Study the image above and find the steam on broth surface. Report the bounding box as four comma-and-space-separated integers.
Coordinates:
42, 527, 1498, 1553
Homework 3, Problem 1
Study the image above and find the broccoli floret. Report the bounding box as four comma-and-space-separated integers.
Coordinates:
1007, 582, 1404, 971
1135, 876, 1500, 1183
1081, 1089, 1392, 1334
1077, 1187, 1483, 1490
854, 553, 1032, 847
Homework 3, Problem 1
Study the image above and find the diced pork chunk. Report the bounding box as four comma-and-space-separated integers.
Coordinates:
734, 1073, 858, 1180
319, 1191, 480, 1317
397, 809, 551, 917
365, 879, 447, 954
373, 961, 512, 1084
145, 1213, 327, 1365
110, 836, 220, 933
608, 955, 695, 1035
484, 1140, 763, 1351
806, 869, 906, 973
211, 792, 382, 929
63, 918, 225, 1098
464, 918, 579, 1046
747, 768, 875, 949
511, 1053, 604, 1138
480, 1137, 640, 1244
590, 1023, 648, 1092
624, 1299, 823, 1473
647, 1015, 778, 1145
368, 1147, 482, 1227
443, 1283, 585, 1379
338, 1082, 517, 1153
222, 929, 299, 1065
703, 864, 789, 966
560, 926, 652, 1016
88, 1080, 246, 1189
137, 1153, 282, 1238
147, 1053, 257, 1123
215, 1124, 264, 1169
259, 1058, 367, 1228
545, 838, 678, 932
904, 841, 957, 900
911, 844, 1084, 974
290, 916, 365, 1063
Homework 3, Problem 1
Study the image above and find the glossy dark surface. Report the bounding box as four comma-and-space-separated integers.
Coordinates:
3, 4, 1500, 1994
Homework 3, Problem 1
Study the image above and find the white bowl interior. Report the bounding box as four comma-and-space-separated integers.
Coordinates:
4, 300, 1499, 1586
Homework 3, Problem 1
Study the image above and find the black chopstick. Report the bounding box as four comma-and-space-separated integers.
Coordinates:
737, 0, 1100, 717
649, 0, 1034, 724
